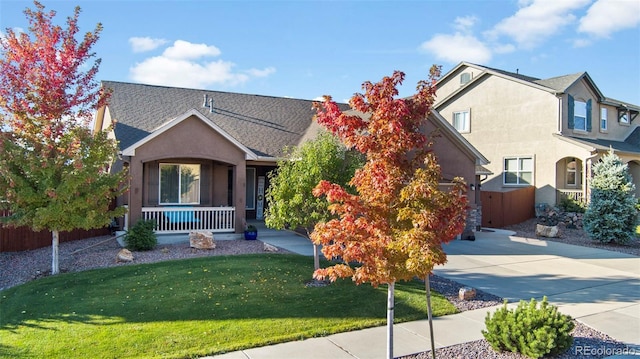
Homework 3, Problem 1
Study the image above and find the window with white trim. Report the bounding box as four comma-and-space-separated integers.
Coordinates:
453, 110, 470, 133
504, 156, 533, 185
574, 100, 587, 131
600, 108, 607, 131
159, 163, 200, 204
245, 168, 256, 210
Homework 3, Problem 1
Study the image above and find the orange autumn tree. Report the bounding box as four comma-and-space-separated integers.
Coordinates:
311, 68, 468, 358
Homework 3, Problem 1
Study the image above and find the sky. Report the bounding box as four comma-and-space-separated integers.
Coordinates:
1, 0, 639, 104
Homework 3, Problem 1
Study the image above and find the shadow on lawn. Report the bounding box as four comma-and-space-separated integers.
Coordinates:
0, 254, 439, 330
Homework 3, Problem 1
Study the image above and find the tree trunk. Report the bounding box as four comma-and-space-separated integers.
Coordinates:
387, 281, 395, 359
51, 229, 60, 275
313, 243, 320, 271
425, 275, 436, 359
306, 229, 320, 271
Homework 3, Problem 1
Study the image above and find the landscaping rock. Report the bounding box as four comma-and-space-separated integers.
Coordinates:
116, 248, 134, 262
189, 231, 216, 249
263, 243, 279, 252
458, 287, 476, 300
536, 224, 560, 238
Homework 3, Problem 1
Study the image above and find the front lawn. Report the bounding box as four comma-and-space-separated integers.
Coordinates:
0, 254, 456, 358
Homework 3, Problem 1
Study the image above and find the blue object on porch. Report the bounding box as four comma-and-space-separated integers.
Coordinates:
165, 208, 200, 224
244, 230, 258, 240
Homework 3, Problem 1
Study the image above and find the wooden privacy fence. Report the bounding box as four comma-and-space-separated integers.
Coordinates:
0, 210, 111, 252
481, 186, 536, 228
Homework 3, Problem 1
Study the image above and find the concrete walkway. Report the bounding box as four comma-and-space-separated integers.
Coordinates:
205, 225, 639, 358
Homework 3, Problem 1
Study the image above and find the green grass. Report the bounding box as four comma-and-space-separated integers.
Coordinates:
0, 254, 456, 358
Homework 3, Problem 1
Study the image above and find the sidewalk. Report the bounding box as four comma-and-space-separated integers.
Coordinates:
207, 226, 639, 358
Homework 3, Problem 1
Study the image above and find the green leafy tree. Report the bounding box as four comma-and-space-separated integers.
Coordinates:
265, 130, 362, 270
311, 68, 468, 358
583, 150, 637, 244
0, 1, 127, 274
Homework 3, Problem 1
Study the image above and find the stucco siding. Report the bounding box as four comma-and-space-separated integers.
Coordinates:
125, 115, 247, 230
438, 74, 561, 204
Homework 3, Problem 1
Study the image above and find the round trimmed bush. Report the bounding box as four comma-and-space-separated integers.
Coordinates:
482, 297, 574, 358
124, 219, 157, 251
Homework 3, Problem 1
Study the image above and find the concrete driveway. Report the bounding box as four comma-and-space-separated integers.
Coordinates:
432, 229, 640, 345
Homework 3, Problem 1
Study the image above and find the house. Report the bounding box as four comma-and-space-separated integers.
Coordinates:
434, 62, 640, 208
93, 81, 488, 237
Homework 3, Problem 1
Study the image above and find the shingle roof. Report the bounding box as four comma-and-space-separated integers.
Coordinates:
472, 63, 541, 83
453, 62, 607, 99
103, 81, 347, 158
534, 72, 585, 92
564, 133, 640, 155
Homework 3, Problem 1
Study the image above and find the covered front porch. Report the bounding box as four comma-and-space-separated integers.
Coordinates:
555, 156, 588, 206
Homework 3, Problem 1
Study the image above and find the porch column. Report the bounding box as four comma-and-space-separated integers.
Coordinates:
234, 162, 246, 233
128, 158, 143, 225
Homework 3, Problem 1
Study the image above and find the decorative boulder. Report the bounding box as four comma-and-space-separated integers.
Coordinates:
263, 243, 279, 252
189, 231, 216, 249
535, 224, 560, 238
116, 248, 134, 262
459, 287, 476, 300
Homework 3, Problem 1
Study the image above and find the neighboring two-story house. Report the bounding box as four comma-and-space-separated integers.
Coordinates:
434, 62, 640, 208
94, 81, 488, 236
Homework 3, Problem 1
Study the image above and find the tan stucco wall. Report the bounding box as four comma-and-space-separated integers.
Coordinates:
436, 66, 639, 207
424, 116, 481, 233
437, 74, 562, 204
436, 66, 485, 101
126, 115, 247, 232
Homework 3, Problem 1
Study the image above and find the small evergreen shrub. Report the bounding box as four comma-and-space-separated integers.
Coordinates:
558, 197, 585, 213
124, 219, 157, 251
482, 297, 574, 359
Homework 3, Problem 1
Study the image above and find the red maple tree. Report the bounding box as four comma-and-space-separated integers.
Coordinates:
311, 67, 468, 358
0, 1, 126, 274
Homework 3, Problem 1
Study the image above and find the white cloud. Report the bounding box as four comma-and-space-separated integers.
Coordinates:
129, 37, 167, 53
493, 43, 516, 54
420, 33, 492, 64
578, 0, 640, 37
129, 40, 275, 89
162, 40, 221, 60
245, 67, 276, 77
454, 15, 479, 32
488, 0, 590, 49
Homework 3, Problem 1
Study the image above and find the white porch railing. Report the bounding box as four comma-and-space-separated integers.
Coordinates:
142, 207, 235, 234
557, 189, 586, 205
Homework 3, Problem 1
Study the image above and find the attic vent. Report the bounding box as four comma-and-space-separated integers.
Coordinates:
202, 94, 215, 113
460, 72, 472, 85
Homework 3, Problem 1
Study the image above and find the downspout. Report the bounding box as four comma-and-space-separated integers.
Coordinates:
557, 94, 563, 134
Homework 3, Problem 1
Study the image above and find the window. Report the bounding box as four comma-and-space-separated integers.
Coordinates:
460, 72, 471, 85
453, 110, 470, 133
620, 112, 630, 124
600, 108, 607, 131
504, 156, 533, 185
245, 168, 256, 210
159, 164, 200, 204
568, 95, 591, 132
574, 100, 587, 131
566, 158, 578, 186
